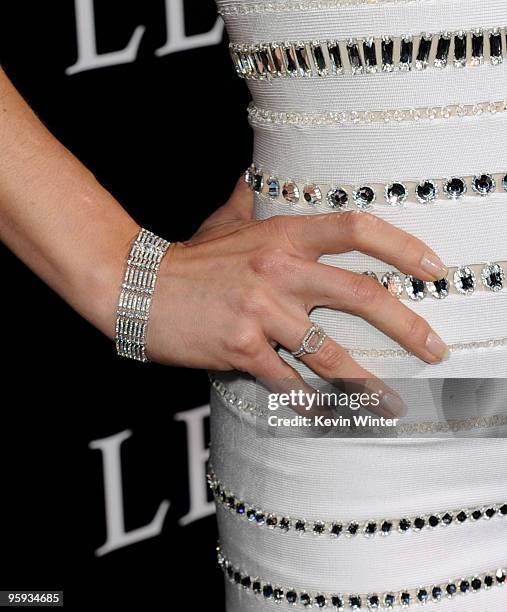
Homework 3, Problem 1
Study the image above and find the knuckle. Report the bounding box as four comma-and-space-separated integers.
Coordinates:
249, 247, 292, 277
315, 342, 348, 373
404, 314, 431, 343
341, 210, 379, 241
226, 327, 262, 359
239, 287, 271, 318
349, 274, 384, 306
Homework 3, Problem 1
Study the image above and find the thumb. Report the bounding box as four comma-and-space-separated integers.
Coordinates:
217, 174, 255, 222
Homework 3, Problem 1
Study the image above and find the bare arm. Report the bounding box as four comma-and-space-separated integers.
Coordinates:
0, 67, 139, 338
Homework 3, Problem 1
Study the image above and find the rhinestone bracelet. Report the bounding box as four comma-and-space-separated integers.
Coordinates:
230, 27, 506, 79
217, 545, 506, 609
115, 228, 170, 362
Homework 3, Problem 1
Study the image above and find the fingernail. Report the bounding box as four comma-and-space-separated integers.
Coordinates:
380, 392, 406, 418
421, 253, 448, 279
425, 331, 450, 362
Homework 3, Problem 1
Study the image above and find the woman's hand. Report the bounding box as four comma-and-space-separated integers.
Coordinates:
147, 177, 449, 416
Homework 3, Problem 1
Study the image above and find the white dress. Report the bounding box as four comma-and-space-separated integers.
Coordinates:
210, 0, 507, 609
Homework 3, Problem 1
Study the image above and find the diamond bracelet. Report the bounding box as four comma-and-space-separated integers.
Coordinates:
115, 228, 171, 362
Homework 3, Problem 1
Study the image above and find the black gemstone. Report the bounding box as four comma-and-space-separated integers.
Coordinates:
236, 502, 246, 515
255, 512, 265, 525
484, 575, 494, 588
241, 575, 251, 588
417, 181, 437, 202
271, 46, 284, 72
445, 177, 466, 198
399, 518, 411, 531
365, 522, 377, 535
417, 589, 428, 603
429, 515, 440, 527
328, 43, 342, 71
431, 279, 450, 297
485, 507, 497, 518
252, 174, 263, 193
471, 509, 483, 520
460, 271, 475, 292
226, 565, 234, 578
234, 572, 241, 584
363, 39, 377, 68
300, 593, 312, 607
246, 508, 256, 521
368, 594, 379, 608
279, 517, 291, 531
226, 495, 236, 508
382, 37, 394, 66
417, 35, 432, 65
431, 586, 442, 600
315, 595, 327, 608
286, 591, 298, 604
459, 580, 470, 593
328, 188, 348, 209
273, 588, 284, 601
347, 42, 362, 71
490, 31, 503, 58
442, 512, 453, 525
454, 33, 467, 62
354, 186, 375, 207
473, 174, 495, 194
295, 519, 306, 532
496, 569, 506, 584
330, 522, 343, 537
312, 44, 326, 71
266, 515, 277, 527
263, 584, 273, 599
313, 521, 325, 534
347, 521, 359, 535
435, 35, 451, 64
472, 31, 484, 58
446, 583, 457, 596
349, 595, 361, 609
471, 578, 482, 591
384, 593, 395, 607
500, 503, 507, 515
400, 592, 411, 605
456, 511, 468, 523
381, 520, 393, 534
400, 37, 413, 64
252, 580, 262, 593
414, 516, 426, 530
331, 595, 344, 608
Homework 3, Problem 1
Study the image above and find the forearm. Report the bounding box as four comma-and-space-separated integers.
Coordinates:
0, 68, 139, 339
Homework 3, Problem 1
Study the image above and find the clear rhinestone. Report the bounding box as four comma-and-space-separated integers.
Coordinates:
481, 262, 505, 292
454, 31, 467, 67
282, 181, 300, 203
349, 595, 362, 610
383, 593, 395, 609
295, 43, 311, 76
454, 266, 477, 295
434, 33, 451, 67
399, 36, 413, 68
416, 180, 438, 203
405, 276, 427, 301
381, 272, 404, 298
504, 174, 507, 192
431, 585, 443, 601
244, 165, 255, 188
347, 40, 363, 74
328, 41, 343, 73
471, 29, 484, 64
443, 177, 467, 199
252, 171, 264, 192
311, 41, 327, 74
331, 594, 344, 610
367, 594, 380, 609
489, 29, 503, 65
363, 38, 378, 73
381, 36, 394, 71
426, 278, 450, 299
314, 594, 327, 608
384, 182, 408, 205
303, 184, 322, 205
472, 173, 496, 195
327, 187, 349, 209
267, 177, 280, 197
352, 185, 376, 209
416, 34, 432, 69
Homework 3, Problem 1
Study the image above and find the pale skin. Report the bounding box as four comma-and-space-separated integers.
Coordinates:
0, 68, 450, 418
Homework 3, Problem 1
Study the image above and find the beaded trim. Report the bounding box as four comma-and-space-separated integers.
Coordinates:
115, 228, 170, 362
209, 467, 507, 541
209, 375, 507, 432
230, 27, 506, 79
245, 165, 507, 209
217, 0, 423, 16
248, 100, 507, 126
217, 546, 506, 609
